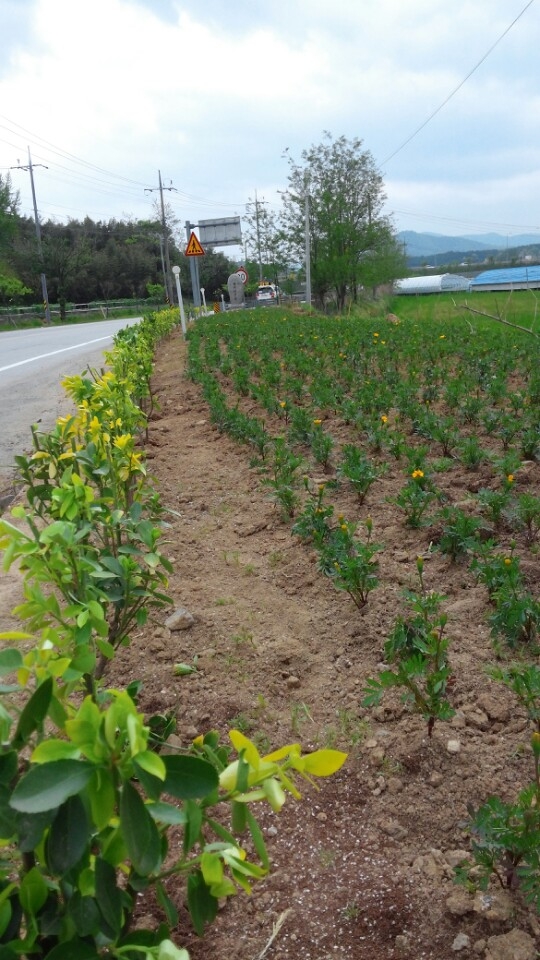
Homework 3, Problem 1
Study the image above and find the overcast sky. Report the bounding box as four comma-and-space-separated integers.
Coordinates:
1, 0, 539, 244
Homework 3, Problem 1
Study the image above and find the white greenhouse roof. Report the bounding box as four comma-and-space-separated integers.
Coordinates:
394, 274, 471, 295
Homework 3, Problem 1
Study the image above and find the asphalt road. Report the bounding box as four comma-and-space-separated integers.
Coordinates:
0, 318, 142, 489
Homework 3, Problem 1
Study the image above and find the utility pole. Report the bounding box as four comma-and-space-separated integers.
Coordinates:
304, 174, 311, 309
11, 148, 51, 323
145, 171, 176, 304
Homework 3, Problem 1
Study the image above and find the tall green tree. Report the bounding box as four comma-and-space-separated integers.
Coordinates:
281, 132, 404, 310
0, 173, 20, 261
243, 199, 286, 286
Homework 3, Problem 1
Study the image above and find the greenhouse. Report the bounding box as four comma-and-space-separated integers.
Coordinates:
470, 265, 540, 292
394, 274, 471, 295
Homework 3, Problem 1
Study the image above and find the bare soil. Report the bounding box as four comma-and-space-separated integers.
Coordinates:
2, 328, 540, 959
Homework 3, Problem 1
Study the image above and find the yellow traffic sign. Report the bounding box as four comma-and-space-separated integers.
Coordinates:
185, 231, 205, 257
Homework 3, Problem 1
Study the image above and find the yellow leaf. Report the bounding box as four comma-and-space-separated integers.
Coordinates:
263, 743, 301, 763
301, 749, 347, 777
229, 730, 261, 768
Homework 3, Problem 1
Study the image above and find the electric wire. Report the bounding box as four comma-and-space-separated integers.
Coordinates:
382, 0, 536, 166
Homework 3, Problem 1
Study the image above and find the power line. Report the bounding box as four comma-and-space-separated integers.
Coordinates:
0, 114, 247, 211
382, 0, 536, 166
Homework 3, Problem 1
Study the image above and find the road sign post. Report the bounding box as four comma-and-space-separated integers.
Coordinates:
184, 224, 205, 308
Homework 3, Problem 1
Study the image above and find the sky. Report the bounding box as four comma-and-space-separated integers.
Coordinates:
1, 0, 540, 248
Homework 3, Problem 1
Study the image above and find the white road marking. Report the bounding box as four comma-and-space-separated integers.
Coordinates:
0, 336, 113, 373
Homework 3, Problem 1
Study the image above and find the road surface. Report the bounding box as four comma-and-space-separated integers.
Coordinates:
0, 318, 142, 491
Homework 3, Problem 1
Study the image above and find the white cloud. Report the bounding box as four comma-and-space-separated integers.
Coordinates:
0, 0, 538, 237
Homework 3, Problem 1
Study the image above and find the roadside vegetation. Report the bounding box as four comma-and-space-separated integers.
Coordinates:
0, 309, 345, 958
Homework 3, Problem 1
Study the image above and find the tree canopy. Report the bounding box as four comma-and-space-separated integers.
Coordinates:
280, 132, 405, 309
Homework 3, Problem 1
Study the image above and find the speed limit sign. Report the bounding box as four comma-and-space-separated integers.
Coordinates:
236, 267, 248, 284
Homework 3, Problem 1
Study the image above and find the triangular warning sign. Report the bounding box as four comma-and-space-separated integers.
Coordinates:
185, 231, 205, 256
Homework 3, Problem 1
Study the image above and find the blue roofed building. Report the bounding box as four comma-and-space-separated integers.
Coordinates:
471, 265, 540, 291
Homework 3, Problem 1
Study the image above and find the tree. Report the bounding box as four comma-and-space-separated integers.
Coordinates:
0, 173, 20, 261
243, 198, 287, 285
281, 132, 405, 310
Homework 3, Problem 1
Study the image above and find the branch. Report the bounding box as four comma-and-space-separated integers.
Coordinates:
252, 909, 293, 960
454, 299, 538, 338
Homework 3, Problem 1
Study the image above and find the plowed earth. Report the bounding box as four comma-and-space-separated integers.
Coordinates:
1, 325, 540, 960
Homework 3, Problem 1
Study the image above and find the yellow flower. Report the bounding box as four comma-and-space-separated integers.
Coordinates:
507, 474, 514, 484
381, 415, 388, 423
373, 332, 379, 337
113, 434, 133, 451
340, 524, 348, 532
313, 418, 322, 426
504, 558, 512, 566
439, 335, 446, 339
411, 469, 424, 479
279, 401, 287, 409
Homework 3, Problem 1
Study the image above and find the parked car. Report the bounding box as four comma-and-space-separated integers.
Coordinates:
255, 283, 279, 303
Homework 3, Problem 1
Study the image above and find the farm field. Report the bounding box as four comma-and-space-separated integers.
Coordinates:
2, 294, 540, 958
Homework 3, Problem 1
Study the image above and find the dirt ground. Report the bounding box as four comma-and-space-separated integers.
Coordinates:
1, 328, 540, 960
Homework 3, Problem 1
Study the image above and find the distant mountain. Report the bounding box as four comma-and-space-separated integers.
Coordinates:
397, 230, 540, 259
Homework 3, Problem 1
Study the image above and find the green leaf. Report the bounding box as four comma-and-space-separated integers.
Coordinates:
147, 801, 187, 826
187, 870, 218, 936
19, 866, 48, 916
0, 752, 17, 786
246, 808, 270, 870
95, 857, 123, 940
0, 785, 16, 840
120, 780, 161, 876
162, 755, 218, 800
183, 799, 202, 855
156, 879, 179, 928
231, 800, 247, 834
87, 769, 116, 831
133, 750, 166, 781
31, 740, 80, 763
0, 900, 12, 940
47, 794, 89, 874
10, 760, 93, 813
12, 676, 53, 748
0, 650, 23, 675
66, 892, 101, 938
95, 637, 115, 660
43, 939, 101, 960
15, 808, 54, 852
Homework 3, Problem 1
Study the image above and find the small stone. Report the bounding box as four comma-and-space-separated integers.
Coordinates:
473, 890, 513, 922
387, 776, 404, 794
447, 739, 461, 754
452, 933, 471, 952
165, 607, 196, 631
446, 890, 475, 916
379, 818, 408, 840
369, 747, 386, 767
463, 709, 490, 731
394, 934, 410, 954
477, 694, 510, 722
286, 675, 301, 689
473, 941, 486, 955
429, 771, 444, 787
316, 812, 327, 822
485, 928, 536, 960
